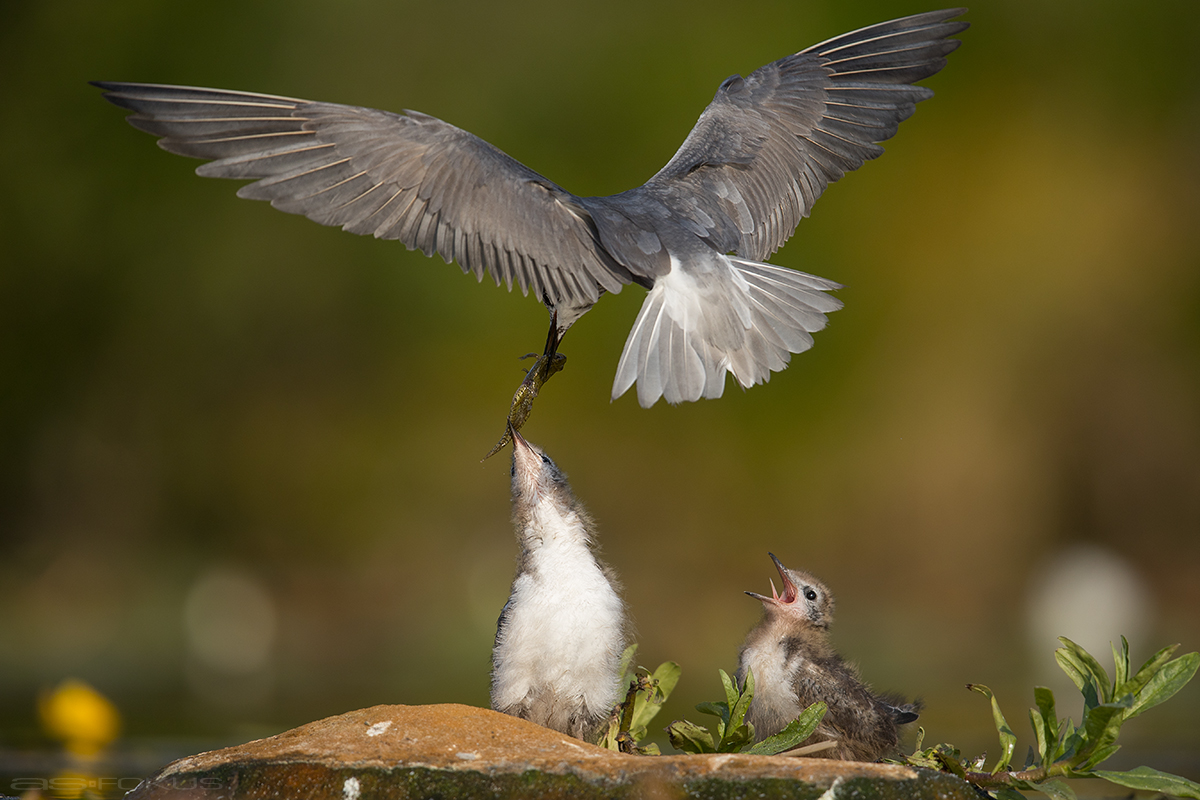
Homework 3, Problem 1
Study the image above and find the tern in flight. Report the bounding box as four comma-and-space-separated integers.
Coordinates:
96, 9, 966, 428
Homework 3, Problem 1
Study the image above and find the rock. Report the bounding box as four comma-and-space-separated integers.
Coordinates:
127, 704, 978, 800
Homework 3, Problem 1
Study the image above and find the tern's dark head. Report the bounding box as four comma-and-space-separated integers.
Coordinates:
745, 553, 834, 630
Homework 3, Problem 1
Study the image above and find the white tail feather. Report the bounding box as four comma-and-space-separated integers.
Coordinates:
612, 255, 842, 407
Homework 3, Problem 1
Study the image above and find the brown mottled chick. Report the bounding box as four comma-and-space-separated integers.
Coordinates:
736, 553, 919, 761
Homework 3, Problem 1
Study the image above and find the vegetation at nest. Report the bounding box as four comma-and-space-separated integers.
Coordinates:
596, 635, 1199, 800
664, 668, 827, 756
596, 645, 825, 756
595, 645, 680, 754
900, 637, 1200, 800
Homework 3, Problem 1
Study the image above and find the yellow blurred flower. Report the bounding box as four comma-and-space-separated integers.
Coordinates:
38, 679, 120, 757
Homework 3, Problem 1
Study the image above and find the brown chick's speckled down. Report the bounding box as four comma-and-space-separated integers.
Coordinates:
737, 553, 919, 761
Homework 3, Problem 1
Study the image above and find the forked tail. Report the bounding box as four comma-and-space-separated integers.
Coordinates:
612, 255, 842, 407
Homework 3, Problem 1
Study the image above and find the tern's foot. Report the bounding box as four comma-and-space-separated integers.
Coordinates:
481, 351, 568, 461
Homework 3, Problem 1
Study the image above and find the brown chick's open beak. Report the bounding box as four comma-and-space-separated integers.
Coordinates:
745, 553, 799, 605
769, 553, 799, 604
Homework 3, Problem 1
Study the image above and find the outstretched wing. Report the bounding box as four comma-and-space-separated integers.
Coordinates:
645, 9, 968, 260
94, 82, 632, 308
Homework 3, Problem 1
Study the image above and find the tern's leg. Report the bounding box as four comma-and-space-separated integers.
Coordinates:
543, 309, 561, 358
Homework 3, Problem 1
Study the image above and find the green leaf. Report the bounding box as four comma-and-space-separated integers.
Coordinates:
1077, 696, 1131, 760
744, 701, 827, 756
598, 658, 682, 752
1073, 742, 1120, 773
1057, 638, 1112, 703
1031, 778, 1076, 800
902, 729, 949, 771
629, 661, 680, 732
719, 669, 740, 714
595, 675, 636, 751
1054, 652, 1088, 697
1124, 651, 1199, 720
1058, 717, 1080, 762
594, 717, 620, 750
666, 719, 716, 754
1075, 695, 1128, 767
652, 661, 682, 698
1081, 679, 1102, 714
1093, 766, 1200, 799
1032, 686, 1058, 764
1111, 637, 1129, 692
728, 668, 754, 732
617, 644, 638, 684
1028, 710, 1047, 768
903, 751, 943, 770
627, 698, 649, 739
968, 684, 1016, 773
719, 723, 755, 753
1116, 642, 1179, 699
932, 745, 969, 779
695, 681, 733, 741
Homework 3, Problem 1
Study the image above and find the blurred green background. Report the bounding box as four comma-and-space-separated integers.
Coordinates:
2, 0, 1198, 783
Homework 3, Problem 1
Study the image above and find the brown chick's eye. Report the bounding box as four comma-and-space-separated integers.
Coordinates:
805, 589, 817, 601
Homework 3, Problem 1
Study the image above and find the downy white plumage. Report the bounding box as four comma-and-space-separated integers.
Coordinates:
491, 428, 626, 739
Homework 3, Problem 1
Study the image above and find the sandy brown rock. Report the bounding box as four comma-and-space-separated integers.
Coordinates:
128, 703, 978, 800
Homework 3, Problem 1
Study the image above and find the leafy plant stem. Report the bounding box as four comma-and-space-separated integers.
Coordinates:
961, 763, 1061, 789
903, 637, 1200, 800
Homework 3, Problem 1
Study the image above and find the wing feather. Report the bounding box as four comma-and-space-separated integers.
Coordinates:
94, 82, 633, 305
643, 9, 967, 260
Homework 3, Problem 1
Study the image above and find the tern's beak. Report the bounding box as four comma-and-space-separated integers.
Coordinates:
744, 586, 774, 603
510, 424, 541, 491
744, 552, 798, 606
510, 422, 530, 453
